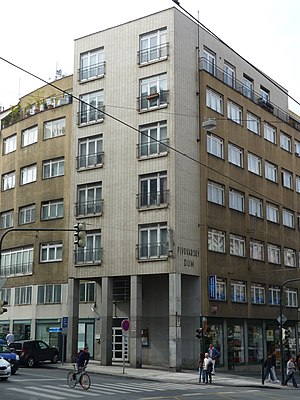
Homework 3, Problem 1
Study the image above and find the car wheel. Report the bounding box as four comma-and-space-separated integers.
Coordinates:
27, 356, 35, 367
51, 354, 59, 364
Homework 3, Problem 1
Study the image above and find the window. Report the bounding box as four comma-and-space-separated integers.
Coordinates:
269, 286, 280, 306
140, 74, 167, 110
280, 132, 291, 152
230, 234, 245, 257
139, 172, 168, 207
268, 244, 281, 264
246, 112, 260, 135
80, 282, 95, 302
243, 75, 254, 99
3, 134, 16, 154
37, 285, 61, 304
20, 164, 37, 185
0, 210, 13, 229
250, 240, 264, 261
79, 90, 104, 124
266, 203, 279, 223
216, 278, 226, 301
295, 140, 300, 155
248, 153, 262, 175
2, 171, 15, 191
43, 158, 64, 179
249, 196, 263, 218
22, 126, 38, 147
40, 242, 62, 262
224, 62, 235, 88
15, 286, 32, 305
286, 288, 297, 307
227, 101, 242, 125
19, 204, 35, 225
0, 288, 11, 306
264, 123, 276, 144
208, 228, 225, 253
0, 246, 33, 276
139, 28, 167, 64
77, 183, 103, 216
80, 48, 105, 81
265, 161, 278, 182
113, 278, 130, 302
207, 133, 224, 158
251, 283, 265, 304
78, 135, 103, 169
206, 88, 223, 113
260, 86, 270, 102
231, 281, 246, 303
283, 208, 294, 228
138, 223, 169, 259
282, 169, 293, 189
41, 200, 64, 220
229, 189, 244, 212
284, 248, 296, 268
228, 143, 243, 167
139, 121, 168, 157
207, 181, 224, 205
203, 48, 215, 75
296, 176, 300, 193
44, 118, 66, 139
76, 231, 102, 264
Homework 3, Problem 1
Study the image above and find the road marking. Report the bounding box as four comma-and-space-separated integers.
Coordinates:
27, 386, 82, 398
8, 387, 66, 399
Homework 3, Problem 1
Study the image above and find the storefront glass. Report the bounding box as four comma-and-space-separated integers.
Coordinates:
13, 320, 31, 340
227, 321, 245, 365
205, 319, 224, 365
248, 322, 263, 363
0, 322, 9, 340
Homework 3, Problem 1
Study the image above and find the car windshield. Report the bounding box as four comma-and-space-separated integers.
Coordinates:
0, 343, 10, 352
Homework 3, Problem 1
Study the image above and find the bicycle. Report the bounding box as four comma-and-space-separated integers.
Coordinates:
67, 365, 91, 390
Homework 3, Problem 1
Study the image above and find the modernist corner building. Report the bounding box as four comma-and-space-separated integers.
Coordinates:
1, 6, 300, 371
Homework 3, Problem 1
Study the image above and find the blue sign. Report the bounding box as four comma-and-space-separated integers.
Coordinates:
49, 327, 62, 333
208, 275, 217, 300
62, 317, 68, 328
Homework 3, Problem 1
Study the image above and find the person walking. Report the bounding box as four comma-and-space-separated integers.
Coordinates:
208, 343, 220, 375
203, 352, 213, 384
196, 352, 205, 383
283, 355, 298, 388
264, 353, 276, 383
270, 351, 280, 383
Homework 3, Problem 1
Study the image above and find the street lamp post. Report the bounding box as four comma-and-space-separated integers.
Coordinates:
279, 277, 300, 385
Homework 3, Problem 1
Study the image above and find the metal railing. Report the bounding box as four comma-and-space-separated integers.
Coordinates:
77, 152, 104, 169
78, 62, 106, 81
75, 248, 102, 264
136, 190, 169, 208
137, 43, 169, 65
137, 91, 169, 112
75, 200, 104, 216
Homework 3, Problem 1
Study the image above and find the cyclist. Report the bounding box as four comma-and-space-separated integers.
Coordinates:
73, 346, 90, 380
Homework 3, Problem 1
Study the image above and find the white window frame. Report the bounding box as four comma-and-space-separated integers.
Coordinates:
224, 62, 235, 88
280, 132, 291, 152
250, 240, 264, 261
139, 121, 168, 158
269, 286, 280, 306
243, 76, 254, 99
20, 164, 37, 185
78, 135, 103, 169
286, 288, 297, 308
266, 203, 279, 223
76, 231, 102, 264
264, 123, 276, 144
216, 278, 226, 301
80, 90, 104, 124
207, 133, 224, 158
0, 210, 14, 229
203, 48, 216, 75
15, 286, 32, 305
3, 134, 16, 154
41, 200, 64, 220
230, 234, 245, 257
282, 208, 294, 228
2, 171, 15, 191
19, 204, 35, 225
80, 282, 95, 302
22, 126, 38, 147
140, 74, 167, 110
44, 118, 66, 139
228, 143, 243, 167
208, 228, 225, 253
77, 183, 103, 216
80, 48, 105, 81
43, 158, 64, 179
248, 153, 262, 175
229, 189, 244, 212
0, 246, 33, 277
231, 281, 247, 303
206, 88, 223, 114
246, 112, 260, 135
139, 172, 168, 207
284, 248, 296, 268
260, 87, 270, 102
40, 242, 62, 262
251, 283, 265, 304
138, 224, 169, 259
295, 140, 300, 155
207, 181, 225, 205
265, 161, 278, 182
268, 243, 281, 264
37, 284, 62, 304
139, 28, 167, 64
249, 196, 263, 218
296, 176, 300, 193
227, 101, 242, 125
282, 169, 293, 189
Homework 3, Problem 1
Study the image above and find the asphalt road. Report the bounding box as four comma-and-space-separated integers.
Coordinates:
1, 365, 300, 400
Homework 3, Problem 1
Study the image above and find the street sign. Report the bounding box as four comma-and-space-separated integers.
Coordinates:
62, 316, 68, 328
121, 319, 130, 332
277, 314, 287, 326
49, 327, 62, 333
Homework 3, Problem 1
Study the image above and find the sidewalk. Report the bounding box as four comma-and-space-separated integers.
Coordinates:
55, 361, 293, 390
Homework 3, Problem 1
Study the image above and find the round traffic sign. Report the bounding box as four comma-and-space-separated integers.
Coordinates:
121, 319, 130, 332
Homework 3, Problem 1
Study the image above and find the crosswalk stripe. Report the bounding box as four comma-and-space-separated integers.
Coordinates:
26, 386, 82, 398
8, 387, 66, 400
92, 382, 142, 392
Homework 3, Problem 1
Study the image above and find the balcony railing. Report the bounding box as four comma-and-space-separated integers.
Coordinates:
136, 190, 169, 208
137, 91, 169, 112
199, 58, 300, 132
77, 152, 104, 169
75, 248, 102, 264
1, 262, 33, 277
78, 62, 106, 81
78, 107, 105, 125
137, 243, 169, 260
137, 43, 169, 65
137, 138, 169, 158
75, 199, 104, 216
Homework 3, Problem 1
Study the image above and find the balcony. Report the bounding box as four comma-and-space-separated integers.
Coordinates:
77, 107, 105, 126
137, 43, 169, 65
199, 58, 300, 132
75, 199, 104, 217
137, 242, 169, 260
137, 138, 169, 158
136, 190, 169, 209
77, 152, 104, 169
78, 62, 106, 82
75, 247, 102, 265
137, 91, 169, 112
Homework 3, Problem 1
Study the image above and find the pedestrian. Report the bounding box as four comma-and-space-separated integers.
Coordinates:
270, 351, 280, 383
203, 352, 213, 384
208, 343, 220, 375
264, 353, 276, 383
283, 355, 298, 388
196, 352, 205, 383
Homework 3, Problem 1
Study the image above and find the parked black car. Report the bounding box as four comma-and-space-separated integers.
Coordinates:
9, 340, 59, 367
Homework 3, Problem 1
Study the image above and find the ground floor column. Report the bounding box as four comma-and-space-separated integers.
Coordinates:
169, 273, 182, 371
66, 277, 79, 363
130, 275, 142, 368
100, 277, 113, 365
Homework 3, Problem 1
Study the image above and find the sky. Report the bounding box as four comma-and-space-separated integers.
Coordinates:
1, 0, 300, 114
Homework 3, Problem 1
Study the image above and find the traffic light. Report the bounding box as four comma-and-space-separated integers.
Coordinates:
74, 222, 87, 247
0, 300, 8, 315
196, 327, 203, 339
